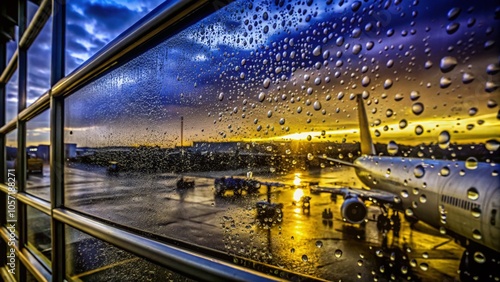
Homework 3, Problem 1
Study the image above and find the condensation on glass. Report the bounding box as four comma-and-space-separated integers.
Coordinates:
27, 206, 51, 263
26, 110, 50, 201
63, 0, 499, 281
65, 226, 194, 281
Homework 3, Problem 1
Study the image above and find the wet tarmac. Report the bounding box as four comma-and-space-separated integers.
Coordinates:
26, 163, 465, 281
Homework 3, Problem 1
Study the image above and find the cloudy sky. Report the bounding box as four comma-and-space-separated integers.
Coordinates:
5, 0, 499, 150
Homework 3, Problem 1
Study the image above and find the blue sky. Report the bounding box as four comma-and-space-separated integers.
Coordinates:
5, 0, 500, 148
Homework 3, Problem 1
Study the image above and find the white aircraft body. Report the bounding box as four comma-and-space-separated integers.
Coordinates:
314, 94, 500, 281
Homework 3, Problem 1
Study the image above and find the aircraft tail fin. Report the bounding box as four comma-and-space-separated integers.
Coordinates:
356, 94, 376, 156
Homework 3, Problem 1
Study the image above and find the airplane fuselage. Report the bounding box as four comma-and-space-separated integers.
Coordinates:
354, 155, 500, 254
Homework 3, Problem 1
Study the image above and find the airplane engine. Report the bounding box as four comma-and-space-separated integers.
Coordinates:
341, 196, 367, 224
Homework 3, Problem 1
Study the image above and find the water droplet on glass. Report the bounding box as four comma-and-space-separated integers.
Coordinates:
472, 229, 482, 240
473, 252, 486, 264
471, 207, 481, 218
399, 119, 408, 129
420, 263, 429, 271
351, 1, 361, 12
376, 250, 383, 257
401, 190, 409, 198
446, 22, 460, 34
486, 63, 500, 75
263, 78, 271, 89
465, 157, 478, 170
361, 76, 370, 87
279, 118, 285, 125
315, 240, 323, 248
394, 93, 404, 101
307, 153, 314, 161
468, 107, 478, 116
258, 92, 266, 102
438, 131, 451, 149
484, 40, 495, 50
485, 139, 500, 151
334, 249, 343, 258
487, 99, 498, 108
384, 79, 393, 89
410, 91, 420, 101
424, 60, 433, 69
412, 102, 424, 115
447, 7, 461, 20
401, 265, 408, 274
336, 36, 344, 46
462, 72, 475, 84
352, 27, 362, 38
467, 187, 479, 200
297, 106, 302, 114
313, 101, 322, 111
420, 195, 427, 203
302, 254, 309, 262
440, 167, 450, 177
387, 141, 399, 155
291, 248, 295, 253
357, 260, 363, 266
313, 45, 322, 56
440, 76, 452, 88
415, 125, 424, 135
352, 44, 362, 55
267, 110, 273, 118
440, 56, 458, 73
414, 165, 425, 178
366, 41, 374, 50
386, 109, 395, 118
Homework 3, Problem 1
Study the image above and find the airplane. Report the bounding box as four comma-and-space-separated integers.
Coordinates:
313, 93, 500, 281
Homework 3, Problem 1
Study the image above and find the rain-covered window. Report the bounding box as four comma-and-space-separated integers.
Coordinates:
63, 0, 499, 281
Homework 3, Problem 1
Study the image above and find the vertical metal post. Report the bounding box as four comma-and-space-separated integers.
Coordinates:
16, 0, 28, 281
50, 0, 66, 281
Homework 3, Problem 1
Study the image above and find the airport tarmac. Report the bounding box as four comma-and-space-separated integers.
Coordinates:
25, 163, 465, 281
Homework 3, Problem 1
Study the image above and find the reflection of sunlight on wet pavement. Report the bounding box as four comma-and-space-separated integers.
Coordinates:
293, 173, 301, 186
293, 188, 304, 202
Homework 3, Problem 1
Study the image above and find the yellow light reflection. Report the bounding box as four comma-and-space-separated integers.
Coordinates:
293, 173, 301, 186
293, 188, 304, 202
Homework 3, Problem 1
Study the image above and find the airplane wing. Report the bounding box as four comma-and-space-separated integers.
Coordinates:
310, 184, 403, 209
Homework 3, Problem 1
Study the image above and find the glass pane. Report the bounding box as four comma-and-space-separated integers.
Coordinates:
26, 111, 50, 201
6, 26, 18, 63
5, 69, 18, 123
27, 1, 40, 26
64, 0, 500, 281
65, 0, 165, 74
27, 206, 51, 262
65, 226, 194, 281
27, 16, 52, 106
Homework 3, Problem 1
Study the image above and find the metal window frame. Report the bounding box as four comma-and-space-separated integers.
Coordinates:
0, 0, 323, 281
